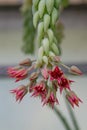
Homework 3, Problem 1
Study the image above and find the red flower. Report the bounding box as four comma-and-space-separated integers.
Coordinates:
10, 85, 28, 102
8, 67, 28, 82
58, 76, 71, 93
43, 92, 58, 108
31, 82, 47, 99
66, 91, 82, 108
49, 66, 63, 80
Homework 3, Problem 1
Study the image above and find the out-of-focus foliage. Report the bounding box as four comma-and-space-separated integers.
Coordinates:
21, 0, 68, 55
54, 21, 64, 55
21, 0, 36, 54
62, 0, 69, 7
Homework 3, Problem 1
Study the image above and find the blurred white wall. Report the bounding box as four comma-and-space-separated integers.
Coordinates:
0, 9, 87, 65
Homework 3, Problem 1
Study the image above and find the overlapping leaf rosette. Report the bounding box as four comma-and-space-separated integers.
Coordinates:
8, 0, 82, 108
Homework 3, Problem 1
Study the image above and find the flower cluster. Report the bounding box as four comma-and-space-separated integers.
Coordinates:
8, 0, 82, 109
8, 57, 82, 108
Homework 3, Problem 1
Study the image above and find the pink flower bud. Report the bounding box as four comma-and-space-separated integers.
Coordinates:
70, 65, 82, 75
8, 67, 28, 82
10, 85, 28, 102
41, 67, 49, 79
66, 91, 82, 108
19, 58, 32, 66
29, 72, 39, 81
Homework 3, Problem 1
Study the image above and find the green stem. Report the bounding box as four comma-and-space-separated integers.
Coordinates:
65, 99, 80, 130
60, 62, 70, 70
53, 106, 72, 130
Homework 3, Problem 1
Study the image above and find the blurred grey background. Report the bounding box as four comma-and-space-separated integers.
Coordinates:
0, 0, 87, 130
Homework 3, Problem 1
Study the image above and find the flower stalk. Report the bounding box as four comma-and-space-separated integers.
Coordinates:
65, 99, 80, 130
53, 106, 72, 130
